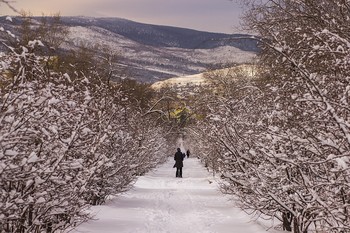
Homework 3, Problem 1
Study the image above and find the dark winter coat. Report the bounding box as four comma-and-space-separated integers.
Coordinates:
174, 151, 184, 168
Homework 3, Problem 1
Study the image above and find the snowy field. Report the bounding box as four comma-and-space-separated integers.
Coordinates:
71, 157, 281, 233
151, 65, 257, 89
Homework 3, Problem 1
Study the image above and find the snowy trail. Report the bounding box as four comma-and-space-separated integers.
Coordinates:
72, 157, 270, 233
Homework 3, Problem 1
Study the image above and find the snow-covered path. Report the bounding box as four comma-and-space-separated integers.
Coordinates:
72, 157, 271, 233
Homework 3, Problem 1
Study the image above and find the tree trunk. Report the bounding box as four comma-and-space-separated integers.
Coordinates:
293, 218, 300, 233
282, 212, 293, 231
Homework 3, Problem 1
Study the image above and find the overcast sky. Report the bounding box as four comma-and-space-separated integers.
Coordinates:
0, 0, 246, 33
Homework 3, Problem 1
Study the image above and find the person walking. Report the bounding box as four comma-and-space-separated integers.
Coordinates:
186, 149, 190, 158
174, 148, 184, 178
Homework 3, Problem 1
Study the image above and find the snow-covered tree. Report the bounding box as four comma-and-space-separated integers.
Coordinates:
242, 0, 350, 231
188, 0, 350, 232
0, 43, 94, 232
0, 14, 172, 232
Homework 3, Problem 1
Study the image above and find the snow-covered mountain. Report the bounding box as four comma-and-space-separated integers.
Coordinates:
0, 16, 258, 83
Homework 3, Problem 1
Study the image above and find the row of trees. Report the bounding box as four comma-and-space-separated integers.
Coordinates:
0, 11, 178, 233
186, 0, 350, 232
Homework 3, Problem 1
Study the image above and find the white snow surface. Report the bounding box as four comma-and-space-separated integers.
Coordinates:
151, 73, 206, 89
72, 157, 278, 233
151, 65, 257, 90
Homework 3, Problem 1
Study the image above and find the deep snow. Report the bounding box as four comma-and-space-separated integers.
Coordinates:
71, 156, 279, 233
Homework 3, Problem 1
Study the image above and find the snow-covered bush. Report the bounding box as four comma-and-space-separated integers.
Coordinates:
82, 86, 170, 205
189, 0, 350, 232
0, 18, 171, 232
242, 0, 350, 232
0, 47, 94, 232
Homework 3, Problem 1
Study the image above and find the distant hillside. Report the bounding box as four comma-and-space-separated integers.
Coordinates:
60, 17, 258, 51
151, 64, 257, 91
0, 16, 258, 83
